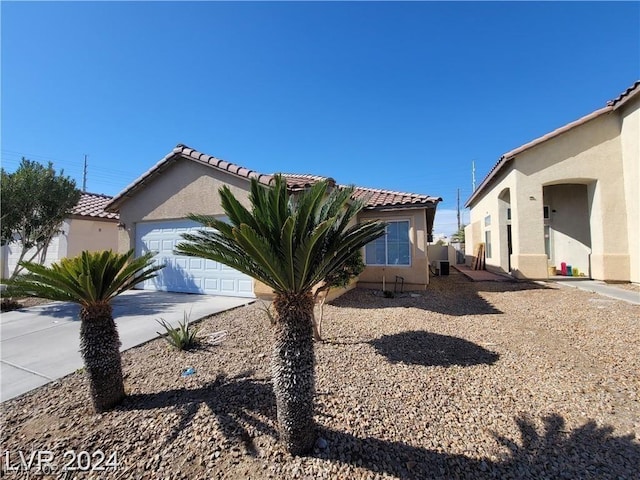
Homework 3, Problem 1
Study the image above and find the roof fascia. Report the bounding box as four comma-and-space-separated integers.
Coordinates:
68, 214, 119, 223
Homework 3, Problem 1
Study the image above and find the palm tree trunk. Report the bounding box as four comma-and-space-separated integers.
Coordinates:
272, 292, 316, 455
79, 303, 125, 412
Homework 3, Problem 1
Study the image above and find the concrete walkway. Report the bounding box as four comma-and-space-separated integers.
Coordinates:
0, 290, 253, 402
452, 264, 514, 282
552, 279, 640, 305
452, 264, 639, 306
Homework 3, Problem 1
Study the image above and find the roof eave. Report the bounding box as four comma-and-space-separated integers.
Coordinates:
364, 201, 441, 212
68, 214, 119, 222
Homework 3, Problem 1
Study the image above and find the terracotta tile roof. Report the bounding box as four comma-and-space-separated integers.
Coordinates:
106, 145, 441, 211
278, 173, 441, 209
71, 192, 119, 220
279, 174, 336, 191
607, 80, 640, 109
351, 185, 441, 209
106, 144, 273, 211
465, 80, 640, 208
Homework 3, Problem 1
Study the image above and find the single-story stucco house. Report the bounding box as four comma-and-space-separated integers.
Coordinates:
1, 192, 120, 278
464, 80, 639, 283
105, 145, 442, 298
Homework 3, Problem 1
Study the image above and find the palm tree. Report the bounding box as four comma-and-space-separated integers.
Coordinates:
175, 175, 386, 455
6, 250, 162, 412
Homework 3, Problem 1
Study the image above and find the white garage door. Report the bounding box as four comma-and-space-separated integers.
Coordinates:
135, 219, 254, 297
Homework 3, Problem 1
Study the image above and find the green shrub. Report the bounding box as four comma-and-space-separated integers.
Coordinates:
156, 312, 201, 351
1, 298, 22, 312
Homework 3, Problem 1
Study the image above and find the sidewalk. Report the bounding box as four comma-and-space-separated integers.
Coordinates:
552, 279, 640, 305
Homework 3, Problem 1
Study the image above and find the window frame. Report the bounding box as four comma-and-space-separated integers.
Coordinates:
364, 219, 412, 267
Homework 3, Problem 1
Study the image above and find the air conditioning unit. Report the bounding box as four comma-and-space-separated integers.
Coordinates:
438, 260, 450, 276
431, 260, 450, 276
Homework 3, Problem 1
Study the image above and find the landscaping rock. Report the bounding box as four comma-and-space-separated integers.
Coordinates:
1, 272, 638, 479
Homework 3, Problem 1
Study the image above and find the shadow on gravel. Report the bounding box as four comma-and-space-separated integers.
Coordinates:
332, 271, 550, 316
369, 331, 499, 367
119, 372, 638, 478
315, 414, 639, 479
120, 371, 277, 454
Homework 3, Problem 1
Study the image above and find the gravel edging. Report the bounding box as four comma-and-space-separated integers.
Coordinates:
2, 271, 639, 479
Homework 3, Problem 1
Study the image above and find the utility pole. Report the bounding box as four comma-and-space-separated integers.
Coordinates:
82, 154, 88, 192
472, 160, 476, 192
457, 188, 461, 232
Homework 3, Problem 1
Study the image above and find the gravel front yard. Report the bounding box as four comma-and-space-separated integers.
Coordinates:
2, 271, 639, 479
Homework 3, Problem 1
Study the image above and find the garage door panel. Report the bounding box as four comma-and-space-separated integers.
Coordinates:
220, 279, 236, 293
188, 258, 203, 270
205, 259, 219, 270
238, 280, 253, 294
135, 219, 254, 297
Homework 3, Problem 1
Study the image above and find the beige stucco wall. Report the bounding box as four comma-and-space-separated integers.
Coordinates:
357, 208, 430, 290
619, 95, 639, 283
1, 218, 118, 278
468, 109, 636, 282
67, 218, 118, 258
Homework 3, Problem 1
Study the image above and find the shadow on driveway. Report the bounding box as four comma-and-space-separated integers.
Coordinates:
31, 290, 211, 319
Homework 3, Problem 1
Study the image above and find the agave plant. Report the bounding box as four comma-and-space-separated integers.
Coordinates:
156, 311, 201, 351
175, 175, 386, 454
6, 249, 162, 412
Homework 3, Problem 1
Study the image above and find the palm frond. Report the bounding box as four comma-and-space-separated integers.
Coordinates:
5, 249, 162, 307
176, 174, 386, 297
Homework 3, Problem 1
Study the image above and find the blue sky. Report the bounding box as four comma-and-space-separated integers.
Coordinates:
2, 1, 638, 237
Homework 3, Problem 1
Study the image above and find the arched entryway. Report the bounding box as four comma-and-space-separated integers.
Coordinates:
498, 188, 512, 272
542, 183, 592, 277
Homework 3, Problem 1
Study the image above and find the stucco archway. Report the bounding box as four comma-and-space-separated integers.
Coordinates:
542, 182, 592, 277
498, 188, 512, 272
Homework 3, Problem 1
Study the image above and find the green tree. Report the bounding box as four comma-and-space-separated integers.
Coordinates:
6, 250, 163, 412
1, 158, 81, 278
175, 175, 386, 454
451, 224, 466, 243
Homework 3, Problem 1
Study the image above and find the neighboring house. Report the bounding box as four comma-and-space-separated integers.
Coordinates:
1, 192, 120, 278
105, 145, 442, 298
465, 80, 639, 283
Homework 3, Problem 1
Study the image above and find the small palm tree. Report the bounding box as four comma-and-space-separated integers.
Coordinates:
175, 175, 386, 454
6, 250, 162, 412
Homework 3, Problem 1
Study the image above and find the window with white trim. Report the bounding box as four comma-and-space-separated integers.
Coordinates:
365, 220, 411, 266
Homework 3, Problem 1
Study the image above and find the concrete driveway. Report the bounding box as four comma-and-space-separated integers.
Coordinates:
0, 290, 253, 402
